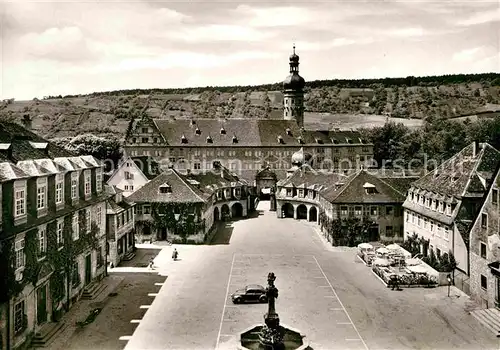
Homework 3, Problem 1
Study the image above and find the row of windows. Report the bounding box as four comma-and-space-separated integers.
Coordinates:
285, 188, 317, 199
117, 208, 134, 228
14, 206, 103, 272
340, 205, 400, 217
128, 147, 372, 158
408, 191, 455, 216
215, 187, 242, 201
406, 211, 450, 240
14, 169, 101, 220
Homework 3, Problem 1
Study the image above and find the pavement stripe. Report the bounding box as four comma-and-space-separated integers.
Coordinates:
330, 308, 343, 311
337, 322, 353, 325
154, 283, 164, 286
139, 305, 151, 309
119, 336, 133, 341
148, 293, 159, 296
346, 338, 363, 341
130, 319, 141, 323
312, 256, 369, 350
216, 254, 236, 349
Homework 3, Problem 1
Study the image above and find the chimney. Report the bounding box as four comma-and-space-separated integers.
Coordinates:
473, 140, 480, 157
22, 114, 32, 130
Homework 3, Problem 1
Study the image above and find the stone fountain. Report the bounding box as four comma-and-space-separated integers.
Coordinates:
238, 272, 309, 350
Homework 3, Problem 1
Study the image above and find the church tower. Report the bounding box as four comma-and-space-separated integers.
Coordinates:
282, 45, 305, 127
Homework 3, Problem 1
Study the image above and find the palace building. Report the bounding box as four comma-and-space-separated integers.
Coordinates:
0, 122, 109, 350
123, 46, 374, 184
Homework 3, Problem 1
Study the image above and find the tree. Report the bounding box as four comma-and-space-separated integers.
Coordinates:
361, 121, 409, 168
326, 217, 374, 246
51, 134, 123, 169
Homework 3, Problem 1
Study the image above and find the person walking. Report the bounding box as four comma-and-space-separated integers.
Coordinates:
172, 248, 178, 261
390, 274, 400, 290
148, 258, 155, 270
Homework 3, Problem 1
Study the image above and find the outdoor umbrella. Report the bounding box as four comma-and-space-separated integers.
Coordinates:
386, 243, 401, 250
358, 243, 373, 250
376, 247, 390, 254
405, 258, 421, 266
373, 258, 391, 266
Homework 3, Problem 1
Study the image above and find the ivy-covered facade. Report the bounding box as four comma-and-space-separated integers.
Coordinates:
129, 164, 251, 244
276, 159, 415, 246
0, 150, 109, 350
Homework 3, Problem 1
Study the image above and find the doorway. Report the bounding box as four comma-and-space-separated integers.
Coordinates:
85, 254, 92, 285
159, 228, 167, 240
368, 224, 380, 241
36, 285, 48, 325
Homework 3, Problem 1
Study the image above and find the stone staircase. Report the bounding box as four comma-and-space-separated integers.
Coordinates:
81, 281, 107, 300
470, 308, 500, 337
31, 322, 66, 348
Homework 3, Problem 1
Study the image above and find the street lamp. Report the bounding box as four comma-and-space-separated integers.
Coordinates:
447, 274, 452, 297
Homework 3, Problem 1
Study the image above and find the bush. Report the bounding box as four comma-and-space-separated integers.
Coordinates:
372, 265, 438, 286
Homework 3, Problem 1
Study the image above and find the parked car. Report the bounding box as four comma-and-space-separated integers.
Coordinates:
231, 284, 268, 304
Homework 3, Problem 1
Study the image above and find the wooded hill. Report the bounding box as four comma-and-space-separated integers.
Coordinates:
0, 73, 498, 139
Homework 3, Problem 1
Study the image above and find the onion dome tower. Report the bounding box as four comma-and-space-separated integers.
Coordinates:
287, 147, 312, 177
282, 44, 305, 127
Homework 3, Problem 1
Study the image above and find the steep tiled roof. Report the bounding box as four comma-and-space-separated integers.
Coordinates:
321, 170, 407, 203
106, 197, 134, 214
279, 166, 348, 193
150, 119, 368, 147
127, 169, 207, 203
378, 177, 418, 195
256, 167, 278, 180
0, 122, 74, 162
0, 162, 31, 182
185, 167, 246, 193
412, 142, 500, 198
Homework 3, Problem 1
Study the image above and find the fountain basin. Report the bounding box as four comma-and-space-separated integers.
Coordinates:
238, 324, 309, 350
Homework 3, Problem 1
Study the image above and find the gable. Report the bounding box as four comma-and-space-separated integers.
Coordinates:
126, 118, 166, 145
107, 157, 150, 186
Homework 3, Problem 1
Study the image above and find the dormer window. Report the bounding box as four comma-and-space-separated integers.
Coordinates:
359, 138, 364, 144
191, 120, 196, 125
181, 135, 188, 144
277, 135, 284, 144
141, 127, 149, 133
286, 128, 292, 136
206, 135, 213, 143
331, 138, 339, 144
195, 127, 201, 135
132, 138, 137, 143
232, 136, 238, 144
363, 182, 377, 194
159, 183, 172, 194
220, 127, 226, 135
315, 138, 323, 144
297, 136, 304, 144
346, 138, 353, 144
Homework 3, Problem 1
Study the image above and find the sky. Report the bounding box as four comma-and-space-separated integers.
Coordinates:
1, 0, 499, 100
